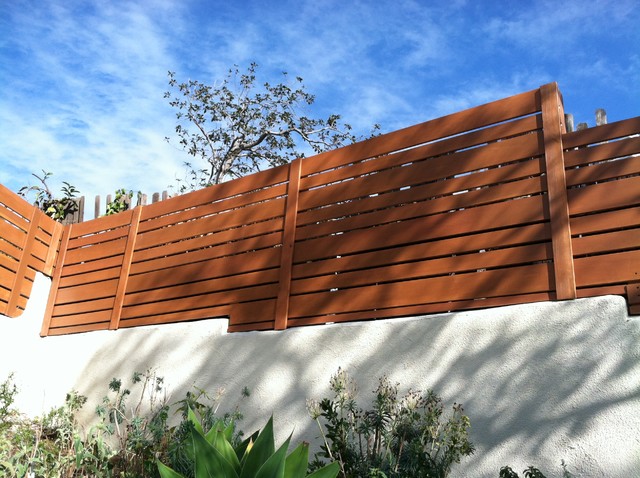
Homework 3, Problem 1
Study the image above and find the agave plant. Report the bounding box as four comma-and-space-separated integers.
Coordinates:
157, 408, 339, 478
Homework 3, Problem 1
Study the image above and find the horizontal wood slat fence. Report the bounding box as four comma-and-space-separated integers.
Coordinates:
0, 184, 63, 317
2, 82, 638, 335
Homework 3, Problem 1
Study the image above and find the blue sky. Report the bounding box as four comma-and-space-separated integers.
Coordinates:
1, 0, 638, 217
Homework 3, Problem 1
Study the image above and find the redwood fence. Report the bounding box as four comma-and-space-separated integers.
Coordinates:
1, 82, 638, 336
0, 184, 63, 317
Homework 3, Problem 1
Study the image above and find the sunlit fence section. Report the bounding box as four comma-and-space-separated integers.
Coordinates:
287, 85, 555, 327
564, 118, 640, 313
40, 210, 137, 334
0, 184, 62, 317
1, 82, 637, 335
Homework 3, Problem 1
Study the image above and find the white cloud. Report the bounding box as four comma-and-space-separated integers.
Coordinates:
482, 0, 637, 50
1, 1, 188, 210
1, 0, 638, 218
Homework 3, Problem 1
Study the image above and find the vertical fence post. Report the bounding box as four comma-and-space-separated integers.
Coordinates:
274, 158, 302, 330
41, 224, 72, 336
109, 206, 142, 330
540, 82, 577, 300
43, 221, 64, 277
7, 208, 41, 316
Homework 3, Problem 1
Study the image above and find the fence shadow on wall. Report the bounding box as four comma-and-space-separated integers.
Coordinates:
70, 294, 640, 476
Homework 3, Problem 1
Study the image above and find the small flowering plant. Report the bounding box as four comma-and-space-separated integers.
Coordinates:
307, 368, 474, 478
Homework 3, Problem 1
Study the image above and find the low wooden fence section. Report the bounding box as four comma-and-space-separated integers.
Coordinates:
19, 82, 639, 335
40, 166, 291, 334
0, 184, 63, 317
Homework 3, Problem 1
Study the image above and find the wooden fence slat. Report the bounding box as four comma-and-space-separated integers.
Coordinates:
130, 231, 282, 275
134, 199, 285, 251
274, 158, 302, 330
43, 220, 64, 276
562, 116, 640, 149
290, 243, 552, 295
540, 82, 576, 300
288, 292, 556, 327
300, 87, 541, 176
41, 225, 72, 336
568, 176, 640, 216
293, 196, 547, 263
288, 263, 553, 318
299, 114, 543, 191
293, 223, 551, 279
138, 183, 287, 233
298, 133, 544, 211
564, 135, 640, 169
109, 207, 142, 330
0, 183, 35, 219
6, 208, 41, 316
627, 283, 640, 315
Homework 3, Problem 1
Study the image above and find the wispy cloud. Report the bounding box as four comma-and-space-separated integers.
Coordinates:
1, 0, 638, 216
1, 1, 185, 203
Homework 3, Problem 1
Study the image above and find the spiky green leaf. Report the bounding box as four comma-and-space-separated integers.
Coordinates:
192, 427, 239, 478
255, 435, 291, 478
306, 461, 340, 478
239, 417, 276, 478
157, 460, 187, 478
283, 441, 309, 478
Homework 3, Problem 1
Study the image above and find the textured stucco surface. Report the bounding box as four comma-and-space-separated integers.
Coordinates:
2, 273, 639, 477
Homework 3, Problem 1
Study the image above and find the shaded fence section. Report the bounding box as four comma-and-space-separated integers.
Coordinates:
40, 167, 292, 334
0, 185, 63, 317
8, 82, 637, 335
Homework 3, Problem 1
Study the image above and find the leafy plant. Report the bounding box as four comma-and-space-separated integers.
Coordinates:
96, 369, 249, 477
165, 63, 378, 192
308, 368, 475, 478
0, 375, 113, 478
157, 410, 340, 478
499, 461, 575, 478
167, 383, 247, 477
0, 373, 18, 431
105, 188, 141, 216
96, 369, 171, 476
18, 170, 80, 222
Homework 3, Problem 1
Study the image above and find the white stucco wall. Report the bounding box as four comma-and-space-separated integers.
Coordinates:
2, 273, 639, 477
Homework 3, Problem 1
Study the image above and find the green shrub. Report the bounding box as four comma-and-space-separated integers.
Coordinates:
157, 410, 340, 478
499, 461, 575, 478
0, 374, 112, 478
307, 368, 475, 478
105, 188, 141, 216
0, 373, 18, 430
96, 369, 248, 477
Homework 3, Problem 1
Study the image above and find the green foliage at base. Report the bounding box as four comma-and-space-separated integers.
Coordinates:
0, 373, 111, 477
1, 369, 579, 478
499, 461, 575, 478
157, 411, 340, 478
307, 368, 475, 478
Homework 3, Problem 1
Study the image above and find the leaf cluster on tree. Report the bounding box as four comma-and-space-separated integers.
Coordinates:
165, 63, 378, 192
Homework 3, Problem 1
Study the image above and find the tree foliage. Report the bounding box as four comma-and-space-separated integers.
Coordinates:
165, 63, 375, 192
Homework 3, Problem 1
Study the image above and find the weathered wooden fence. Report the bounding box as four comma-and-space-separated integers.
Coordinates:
1, 82, 638, 335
